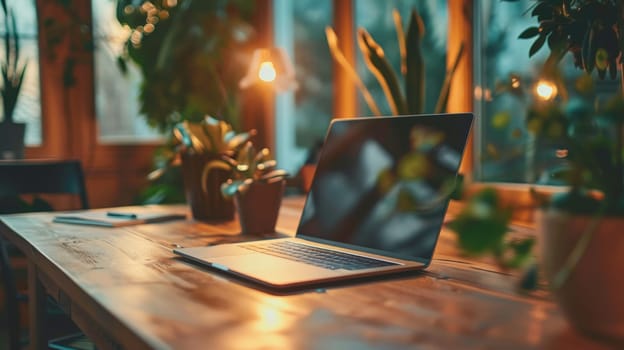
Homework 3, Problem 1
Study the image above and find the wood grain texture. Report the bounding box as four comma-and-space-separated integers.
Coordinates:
0, 197, 612, 349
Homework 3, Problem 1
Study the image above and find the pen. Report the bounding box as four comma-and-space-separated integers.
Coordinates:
106, 212, 138, 219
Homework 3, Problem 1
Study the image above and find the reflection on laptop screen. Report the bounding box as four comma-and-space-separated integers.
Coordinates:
297, 114, 473, 263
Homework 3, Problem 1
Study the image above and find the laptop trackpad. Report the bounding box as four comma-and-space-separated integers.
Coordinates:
212, 253, 339, 286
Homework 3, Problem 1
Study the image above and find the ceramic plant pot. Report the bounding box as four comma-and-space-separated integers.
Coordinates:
234, 179, 285, 235
0, 121, 26, 160
181, 153, 234, 221
538, 209, 624, 343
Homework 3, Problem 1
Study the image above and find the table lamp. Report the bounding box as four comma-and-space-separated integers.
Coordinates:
239, 47, 297, 92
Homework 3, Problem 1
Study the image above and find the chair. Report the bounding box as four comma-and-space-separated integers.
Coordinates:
0, 160, 91, 349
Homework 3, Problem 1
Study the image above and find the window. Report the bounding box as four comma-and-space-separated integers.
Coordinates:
274, 0, 449, 174
92, 0, 162, 143
274, 0, 333, 173
0, 0, 41, 146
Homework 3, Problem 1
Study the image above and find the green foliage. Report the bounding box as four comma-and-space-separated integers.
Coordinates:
515, 0, 624, 80
0, 0, 27, 123
141, 116, 254, 204
209, 141, 288, 197
447, 188, 535, 270
116, 0, 255, 132
522, 79, 624, 215
173, 115, 255, 156
327, 8, 464, 116
148, 115, 254, 180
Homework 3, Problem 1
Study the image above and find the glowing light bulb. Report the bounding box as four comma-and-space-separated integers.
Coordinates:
535, 80, 557, 101
258, 61, 276, 82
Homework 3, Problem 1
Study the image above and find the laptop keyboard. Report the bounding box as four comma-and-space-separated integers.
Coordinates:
243, 240, 398, 270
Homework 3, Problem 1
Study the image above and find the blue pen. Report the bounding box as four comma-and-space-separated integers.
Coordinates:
106, 212, 138, 219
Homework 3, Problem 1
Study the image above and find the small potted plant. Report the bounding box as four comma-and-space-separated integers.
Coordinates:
151, 115, 255, 221
206, 141, 288, 235
0, 0, 27, 160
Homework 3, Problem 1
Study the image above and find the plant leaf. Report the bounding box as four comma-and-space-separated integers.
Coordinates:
392, 9, 407, 75
201, 160, 232, 193
405, 9, 425, 114
357, 28, 406, 115
325, 26, 382, 115
529, 34, 547, 57
518, 26, 540, 39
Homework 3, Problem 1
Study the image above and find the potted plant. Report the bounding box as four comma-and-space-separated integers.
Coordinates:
326, 8, 464, 117
0, 0, 27, 160
152, 115, 255, 221
306, 8, 462, 193
453, 0, 624, 343
207, 141, 288, 235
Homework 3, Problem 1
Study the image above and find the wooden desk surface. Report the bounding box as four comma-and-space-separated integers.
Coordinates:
0, 197, 612, 350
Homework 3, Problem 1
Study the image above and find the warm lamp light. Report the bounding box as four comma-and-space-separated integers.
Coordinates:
258, 61, 277, 82
240, 47, 297, 91
535, 80, 557, 101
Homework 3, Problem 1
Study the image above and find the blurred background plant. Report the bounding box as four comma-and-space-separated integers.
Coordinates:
512, 0, 624, 215
114, 0, 256, 204
326, 7, 463, 116
448, 0, 624, 289
0, 0, 27, 124
116, 0, 255, 132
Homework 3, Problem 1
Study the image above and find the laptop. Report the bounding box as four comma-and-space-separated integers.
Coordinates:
174, 113, 474, 289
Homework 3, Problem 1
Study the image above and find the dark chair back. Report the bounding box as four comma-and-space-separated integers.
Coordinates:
0, 160, 89, 210
0, 159, 89, 350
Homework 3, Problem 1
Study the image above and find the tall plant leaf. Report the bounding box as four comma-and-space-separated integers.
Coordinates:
325, 27, 382, 115
434, 42, 465, 114
393, 9, 407, 75
405, 9, 425, 114
358, 28, 407, 115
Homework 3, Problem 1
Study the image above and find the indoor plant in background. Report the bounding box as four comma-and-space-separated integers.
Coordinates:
326, 8, 464, 117
313, 8, 463, 193
209, 141, 288, 235
115, 0, 255, 132
115, 0, 255, 204
151, 115, 255, 221
457, 0, 624, 343
0, 0, 27, 160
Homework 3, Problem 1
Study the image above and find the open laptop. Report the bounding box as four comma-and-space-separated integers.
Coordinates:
174, 113, 473, 289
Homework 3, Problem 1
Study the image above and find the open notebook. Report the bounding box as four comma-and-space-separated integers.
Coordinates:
174, 113, 474, 289
54, 211, 186, 227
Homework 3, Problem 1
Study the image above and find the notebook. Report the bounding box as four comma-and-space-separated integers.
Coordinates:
174, 113, 474, 289
53, 211, 186, 227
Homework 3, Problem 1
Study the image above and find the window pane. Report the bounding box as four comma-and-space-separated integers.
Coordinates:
0, 0, 41, 146
473, 1, 612, 184
355, 0, 448, 116
274, 0, 333, 173
92, 0, 162, 143
293, 0, 333, 149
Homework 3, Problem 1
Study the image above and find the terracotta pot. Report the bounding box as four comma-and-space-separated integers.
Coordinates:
234, 179, 285, 235
538, 209, 624, 343
181, 153, 234, 221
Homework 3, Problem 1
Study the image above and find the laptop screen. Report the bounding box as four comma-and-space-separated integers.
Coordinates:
296, 114, 473, 263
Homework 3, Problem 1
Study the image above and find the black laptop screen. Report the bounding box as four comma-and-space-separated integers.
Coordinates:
296, 114, 473, 263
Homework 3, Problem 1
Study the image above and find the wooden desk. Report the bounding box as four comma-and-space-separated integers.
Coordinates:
0, 197, 611, 349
